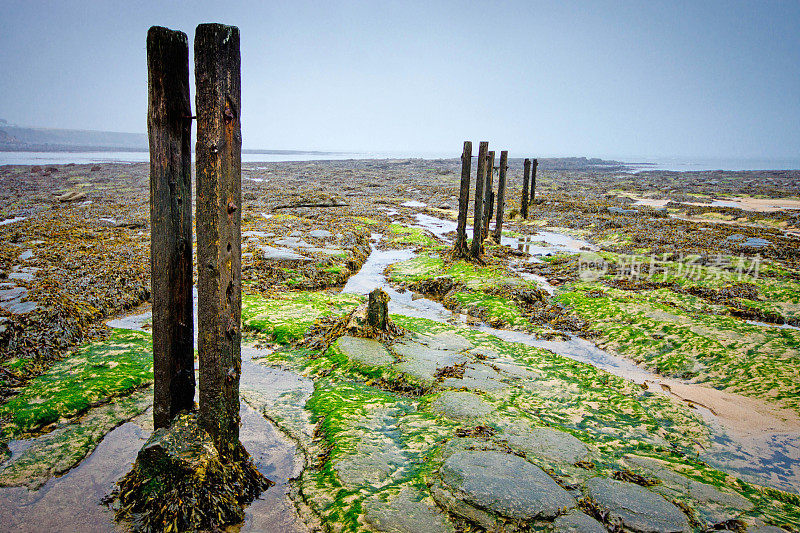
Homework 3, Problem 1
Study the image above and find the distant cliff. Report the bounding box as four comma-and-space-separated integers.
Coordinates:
0, 123, 148, 152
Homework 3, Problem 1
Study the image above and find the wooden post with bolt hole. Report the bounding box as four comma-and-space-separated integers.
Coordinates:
522, 158, 531, 219
453, 141, 472, 257
470, 142, 489, 258
493, 150, 508, 242
147, 26, 195, 430
195, 23, 242, 459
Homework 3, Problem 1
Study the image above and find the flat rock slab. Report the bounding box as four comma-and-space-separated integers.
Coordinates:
440, 450, 576, 520
585, 477, 689, 533
624, 455, 753, 525
392, 338, 470, 386
336, 336, 394, 367
440, 362, 507, 392
308, 229, 334, 239
259, 245, 309, 261
552, 509, 607, 533
306, 246, 347, 256
502, 426, 589, 464
363, 486, 455, 533
430, 391, 495, 419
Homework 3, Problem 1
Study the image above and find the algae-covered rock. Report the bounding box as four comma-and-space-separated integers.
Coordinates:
585, 477, 690, 533
502, 425, 589, 464
109, 413, 272, 533
430, 391, 495, 420
363, 485, 456, 533
438, 450, 576, 520
336, 335, 395, 367
552, 509, 607, 533
392, 338, 470, 387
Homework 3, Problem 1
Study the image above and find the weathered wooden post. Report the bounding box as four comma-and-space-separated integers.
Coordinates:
453, 141, 472, 258
482, 150, 495, 239
195, 23, 242, 459
147, 26, 195, 430
521, 158, 531, 219
470, 142, 489, 258
531, 158, 538, 204
493, 150, 508, 242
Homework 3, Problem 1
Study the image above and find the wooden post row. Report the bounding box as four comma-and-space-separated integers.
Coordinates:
147, 26, 195, 430
195, 23, 243, 459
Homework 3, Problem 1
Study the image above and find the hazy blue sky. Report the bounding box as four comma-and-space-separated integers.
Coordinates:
1, 1, 798, 158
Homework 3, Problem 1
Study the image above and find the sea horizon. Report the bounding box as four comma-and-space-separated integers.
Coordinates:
0, 149, 798, 172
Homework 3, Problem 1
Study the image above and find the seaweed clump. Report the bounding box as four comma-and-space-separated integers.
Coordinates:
106, 413, 272, 532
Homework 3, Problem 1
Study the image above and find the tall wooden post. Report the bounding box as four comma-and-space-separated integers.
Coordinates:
147, 26, 195, 430
453, 141, 472, 257
493, 151, 508, 242
531, 158, 538, 204
470, 142, 489, 258
522, 158, 531, 219
195, 23, 242, 459
482, 151, 495, 239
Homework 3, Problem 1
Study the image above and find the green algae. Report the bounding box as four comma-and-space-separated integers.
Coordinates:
388, 224, 439, 247
387, 253, 523, 290
242, 291, 363, 344
242, 292, 798, 530
450, 291, 530, 328
0, 387, 152, 489
557, 282, 800, 413
0, 328, 153, 439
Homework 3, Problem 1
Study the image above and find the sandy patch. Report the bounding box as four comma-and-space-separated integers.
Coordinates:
653, 378, 800, 436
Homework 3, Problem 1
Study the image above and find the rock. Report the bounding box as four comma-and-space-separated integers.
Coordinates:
336, 336, 394, 367
308, 229, 334, 239
306, 246, 347, 256
18, 250, 33, 261
552, 509, 607, 533
0, 286, 27, 302
363, 486, 455, 533
430, 391, 495, 419
259, 245, 309, 261
502, 426, 589, 464
439, 450, 576, 520
440, 362, 507, 392
392, 336, 470, 386
90, 165, 101, 171
274, 237, 312, 248
332, 409, 406, 488
623, 455, 753, 525
585, 477, 690, 533
0, 300, 37, 314
58, 190, 86, 202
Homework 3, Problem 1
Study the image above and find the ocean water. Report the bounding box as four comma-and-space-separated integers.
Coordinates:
0, 150, 453, 165
625, 156, 800, 172
1, 151, 798, 170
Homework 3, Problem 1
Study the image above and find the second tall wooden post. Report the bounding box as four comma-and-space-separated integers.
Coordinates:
195, 23, 242, 459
